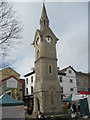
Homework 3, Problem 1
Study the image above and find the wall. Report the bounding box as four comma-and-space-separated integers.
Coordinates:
76, 72, 88, 92
58, 67, 77, 95
25, 72, 35, 96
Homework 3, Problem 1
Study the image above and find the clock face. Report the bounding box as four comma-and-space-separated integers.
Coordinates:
46, 36, 52, 43
36, 37, 40, 45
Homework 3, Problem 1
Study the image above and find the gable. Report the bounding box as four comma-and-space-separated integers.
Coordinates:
0, 75, 23, 88
41, 27, 59, 42
0, 67, 20, 80
32, 29, 42, 46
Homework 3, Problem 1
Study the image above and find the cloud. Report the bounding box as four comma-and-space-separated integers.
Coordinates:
11, 56, 34, 78
9, 2, 88, 76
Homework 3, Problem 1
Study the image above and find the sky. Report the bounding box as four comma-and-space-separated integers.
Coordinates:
8, 1, 88, 77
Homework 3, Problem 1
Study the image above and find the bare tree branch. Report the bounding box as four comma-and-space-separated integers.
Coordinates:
0, 2, 22, 68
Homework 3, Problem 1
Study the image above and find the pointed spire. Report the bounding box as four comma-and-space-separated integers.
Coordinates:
40, 3, 49, 31
41, 3, 48, 20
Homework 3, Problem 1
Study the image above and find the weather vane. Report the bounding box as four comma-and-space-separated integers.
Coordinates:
43, 0, 46, 4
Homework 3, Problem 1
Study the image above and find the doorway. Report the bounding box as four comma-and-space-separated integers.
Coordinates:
37, 98, 40, 111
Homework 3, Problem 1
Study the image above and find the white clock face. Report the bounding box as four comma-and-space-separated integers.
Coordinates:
36, 37, 40, 45
46, 36, 52, 43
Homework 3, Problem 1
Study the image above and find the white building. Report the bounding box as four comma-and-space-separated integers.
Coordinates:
24, 66, 77, 96
58, 66, 77, 96
24, 68, 35, 96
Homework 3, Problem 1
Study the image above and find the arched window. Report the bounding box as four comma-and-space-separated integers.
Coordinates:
49, 65, 52, 74
36, 98, 40, 111
51, 91, 54, 105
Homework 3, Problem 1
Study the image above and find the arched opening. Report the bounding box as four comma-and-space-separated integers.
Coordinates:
36, 98, 40, 111
38, 99, 40, 111
49, 65, 52, 74
51, 91, 54, 105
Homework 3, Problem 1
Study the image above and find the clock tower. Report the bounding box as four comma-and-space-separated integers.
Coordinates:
32, 3, 63, 115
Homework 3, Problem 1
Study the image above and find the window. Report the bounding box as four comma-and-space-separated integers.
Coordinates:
77, 86, 80, 90
49, 65, 52, 74
70, 79, 73, 83
26, 88, 28, 95
31, 86, 33, 94
68, 70, 72, 74
18, 97, 20, 100
31, 76, 33, 83
61, 87, 63, 93
60, 77, 63, 82
84, 87, 88, 91
83, 79, 87, 83
44, 20, 45, 27
76, 78, 79, 83
70, 88, 74, 91
26, 78, 28, 84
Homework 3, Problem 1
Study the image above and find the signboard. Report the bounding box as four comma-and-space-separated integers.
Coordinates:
7, 77, 17, 88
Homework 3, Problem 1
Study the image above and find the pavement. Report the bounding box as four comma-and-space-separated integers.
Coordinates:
25, 114, 90, 120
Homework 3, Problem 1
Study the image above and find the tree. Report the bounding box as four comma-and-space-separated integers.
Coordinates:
0, 2, 22, 68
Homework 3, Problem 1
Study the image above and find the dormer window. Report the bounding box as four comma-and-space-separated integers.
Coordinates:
70, 79, 73, 83
68, 70, 72, 74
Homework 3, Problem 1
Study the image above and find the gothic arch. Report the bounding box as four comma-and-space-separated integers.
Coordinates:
49, 87, 55, 105
36, 97, 40, 111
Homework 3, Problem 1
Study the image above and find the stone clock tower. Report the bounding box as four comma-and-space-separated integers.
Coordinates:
32, 3, 63, 115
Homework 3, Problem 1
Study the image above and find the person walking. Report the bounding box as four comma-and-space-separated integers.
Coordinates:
36, 111, 45, 120
72, 102, 77, 114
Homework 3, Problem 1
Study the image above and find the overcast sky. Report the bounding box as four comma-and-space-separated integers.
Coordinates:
9, 1, 88, 77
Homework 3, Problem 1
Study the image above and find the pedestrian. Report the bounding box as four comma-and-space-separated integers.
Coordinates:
72, 102, 77, 114
68, 102, 72, 115
36, 111, 45, 120
71, 102, 78, 118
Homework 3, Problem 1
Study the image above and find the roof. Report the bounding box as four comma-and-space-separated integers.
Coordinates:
61, 66, 88, 76
0, 67, 20, 76
0, 93, 24, 106
76, 71, 88, 75
32, 29, 42, 45
58, 70, 66, 76
24, 70, 35, 77
61, 66, 76, 73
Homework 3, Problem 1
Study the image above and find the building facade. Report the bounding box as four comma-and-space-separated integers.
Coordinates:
58, 66, 77, 96
24, 66, 89, 98
0, 67, 24, 101
24, 69, 35, 96
76, 71, 88, 93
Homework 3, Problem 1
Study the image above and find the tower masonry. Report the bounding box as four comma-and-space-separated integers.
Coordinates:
32, 3, 63, 115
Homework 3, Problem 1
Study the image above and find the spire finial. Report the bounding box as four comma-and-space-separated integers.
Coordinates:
41, 2, 48, 19
40, 2, 49, 30
43, 0, 46, 4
